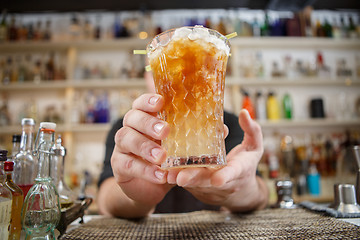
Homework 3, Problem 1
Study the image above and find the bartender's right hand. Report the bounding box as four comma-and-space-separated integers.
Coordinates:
111, 93, 172, 206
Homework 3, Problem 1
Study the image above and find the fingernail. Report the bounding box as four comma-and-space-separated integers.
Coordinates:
151, 147, 162, 158
149, 95, 160, 105
155, 170, 165, 180
243, 109, 250, 118
154, 122, 164, 133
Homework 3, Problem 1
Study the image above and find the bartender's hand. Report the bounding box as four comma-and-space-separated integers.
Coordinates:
109, 93, 172, 216
167, 109, 269, 212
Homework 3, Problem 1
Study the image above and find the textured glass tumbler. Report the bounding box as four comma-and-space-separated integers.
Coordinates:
147, 26, 230, 169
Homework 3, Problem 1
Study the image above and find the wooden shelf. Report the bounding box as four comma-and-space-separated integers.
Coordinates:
69, 123, 111, 133
0, 81, 69, 91
0, 123, 111, 134
257, 118, 360, 128
0, 79, 146, 91
71, 79, 146, 89
1, 38, 359, 52
230, 37, 360, 49
1, 119, 359, 135
226, 77, 360, 87
0, 38, 148, 52
2, 77, 358, 91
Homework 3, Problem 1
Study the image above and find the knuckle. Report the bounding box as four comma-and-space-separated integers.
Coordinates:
123, 109, 135, 126
123, 158, 135, 171
141, 163, 153, 178
139, 140, 152, 159
114, 127, 129, 149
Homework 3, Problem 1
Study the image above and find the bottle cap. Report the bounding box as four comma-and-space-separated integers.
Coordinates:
40, 122, 57, 130
22, 118, 35, 126
53, 136, 66, 156
0, 150, 8, 161
4, 161, 14, 171
12, 134, 21, 143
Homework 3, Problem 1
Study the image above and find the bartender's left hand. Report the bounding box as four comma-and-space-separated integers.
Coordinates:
167, 109, 268, 212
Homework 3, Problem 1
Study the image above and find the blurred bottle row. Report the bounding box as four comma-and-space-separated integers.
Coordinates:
0, 8, 359, 42
0, 52, 147, 84
3, 50, 359, 85
239, 51, 360, 79
73, 54, 145, 80
0, 53, 67, 84
263, 130, 360, 196
240, 89, 360, 122
1, 86, 359, 127
0, 89, 143, 126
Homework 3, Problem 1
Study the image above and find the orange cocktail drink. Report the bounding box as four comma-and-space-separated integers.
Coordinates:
147, 26, 230, 169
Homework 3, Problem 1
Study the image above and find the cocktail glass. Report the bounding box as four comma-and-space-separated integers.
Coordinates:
147, 26, 230, 169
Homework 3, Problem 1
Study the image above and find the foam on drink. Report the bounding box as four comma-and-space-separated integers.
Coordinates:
148, 25, 230, 60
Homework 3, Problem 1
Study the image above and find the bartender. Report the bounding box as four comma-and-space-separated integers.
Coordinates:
97, 72, 269, 218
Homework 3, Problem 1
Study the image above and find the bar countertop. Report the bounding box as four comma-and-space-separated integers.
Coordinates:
60, 208, 360, 239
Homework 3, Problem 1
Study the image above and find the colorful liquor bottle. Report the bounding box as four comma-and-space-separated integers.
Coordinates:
4, 161, 23, 240
0, 150, 12, 239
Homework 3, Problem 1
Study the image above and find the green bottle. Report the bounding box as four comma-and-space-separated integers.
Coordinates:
261, 12, 270, 37
283, 93, 293, 119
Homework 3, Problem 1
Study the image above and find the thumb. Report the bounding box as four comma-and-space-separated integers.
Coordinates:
238, 109, 263, 152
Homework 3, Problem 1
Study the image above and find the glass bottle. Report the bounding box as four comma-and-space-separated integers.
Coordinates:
94, 15, 101, 40
322, 18, 332, 38
261, 12, 270, 37
252, 18, 261, 37
8, 15, 18, 41
0, 10, 8, 42
69, 15, 81, 40
43, 20, 52, 41
13, 118, 36, 198
255, 91, 267, 121
267, 92, 281, 120
50, 135, 75, 209
22, 122, 61, 240
241, 90, 256, 119
348, 16, 358, 39
0, 150, 12, 239
4, 161, 23, 240
282, 93, 293, 119
307, 163, 321, 196
11, 134, 21, 160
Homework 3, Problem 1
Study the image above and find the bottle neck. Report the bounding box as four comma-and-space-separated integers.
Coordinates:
36, 130, 55, 180
12, 142, 20, 158
50, 154, 64, 184
5, 170, 13, 182
0, 161, 5, 183
20, 125, 35, 152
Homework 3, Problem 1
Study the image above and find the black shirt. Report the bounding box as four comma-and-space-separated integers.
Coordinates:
98, 111, 244, 213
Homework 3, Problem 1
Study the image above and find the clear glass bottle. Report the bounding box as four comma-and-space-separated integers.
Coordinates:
50, 135, 75, 209
22, 122, 61, 240
13, 118, 36, 198
4, 161, 23, 240
0, 150, 12, 240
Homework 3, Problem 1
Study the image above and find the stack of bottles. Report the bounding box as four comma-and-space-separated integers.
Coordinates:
0, 9, 359, 43
263, 130, 360, 197
0, 52, 67, 85
241, 89, 293, 121
0, 117, 76, 239
238, 51, 360, 80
